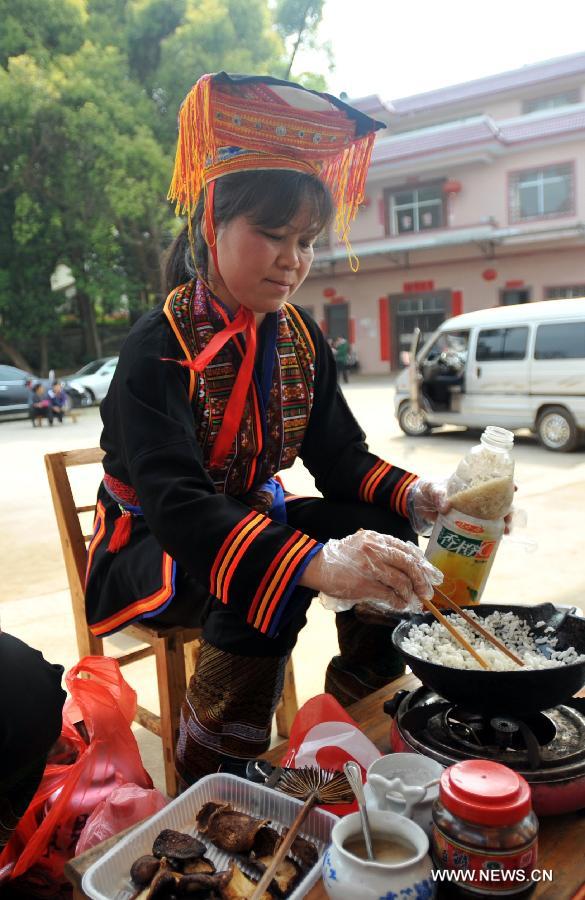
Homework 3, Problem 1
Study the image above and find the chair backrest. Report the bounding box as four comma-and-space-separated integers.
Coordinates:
45, 448, 105, 657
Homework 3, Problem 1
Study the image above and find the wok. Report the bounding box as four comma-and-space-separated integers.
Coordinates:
391, 603, 585, 713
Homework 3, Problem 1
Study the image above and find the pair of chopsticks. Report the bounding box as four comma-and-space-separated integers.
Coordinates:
420, 587, 525, 670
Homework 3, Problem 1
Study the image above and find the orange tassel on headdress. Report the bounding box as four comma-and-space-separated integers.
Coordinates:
167, 73, 383, 271
168, 74, 216, 220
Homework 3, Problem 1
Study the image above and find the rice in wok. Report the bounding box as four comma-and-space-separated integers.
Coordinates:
402, 609, 585, 671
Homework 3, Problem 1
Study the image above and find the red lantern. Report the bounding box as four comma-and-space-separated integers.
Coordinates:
323, 287, 336, 298
482, 268, 497, 282
443, 179, 462, 194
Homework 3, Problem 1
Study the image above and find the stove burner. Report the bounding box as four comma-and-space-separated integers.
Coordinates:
385, 688, 585, 815
386, 687, 585, 779
491, 716, 519, 736
439, 707, 558, 770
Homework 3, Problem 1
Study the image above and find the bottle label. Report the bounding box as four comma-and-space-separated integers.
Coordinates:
436, 528, 496, 560
425, 511, 504, 606
432, 824, 538, 893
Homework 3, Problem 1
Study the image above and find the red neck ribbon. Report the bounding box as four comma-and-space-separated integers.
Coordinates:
176, 303, 257, 468
169, 179, 257, 468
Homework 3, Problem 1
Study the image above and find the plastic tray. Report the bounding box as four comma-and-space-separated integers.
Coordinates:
82, 773, 338, 899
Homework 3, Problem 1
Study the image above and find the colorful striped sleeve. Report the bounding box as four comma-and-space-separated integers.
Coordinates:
358, 460, 419, 517
207, 509, 323, 636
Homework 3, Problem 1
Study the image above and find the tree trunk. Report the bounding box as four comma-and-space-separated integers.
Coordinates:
39, 334, 49, 377
285, 0, 313, 79
77, 291, 102, 359
0, 334, 34, 372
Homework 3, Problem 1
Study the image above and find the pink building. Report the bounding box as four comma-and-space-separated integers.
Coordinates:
300, 52, 585, 372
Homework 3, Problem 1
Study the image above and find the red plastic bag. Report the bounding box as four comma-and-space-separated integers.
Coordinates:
0, 656, 153, 895
75, 783, 167, 855
281, 693, 382, 817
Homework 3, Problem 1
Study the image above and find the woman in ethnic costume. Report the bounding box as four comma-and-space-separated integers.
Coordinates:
85, 73, 446, 785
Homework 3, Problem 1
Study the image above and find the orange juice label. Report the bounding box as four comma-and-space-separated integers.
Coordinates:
426, 512, 504, 606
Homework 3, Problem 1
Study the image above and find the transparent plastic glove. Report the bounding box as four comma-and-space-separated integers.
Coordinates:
407, 478, 450, 536
501, 507, 537, 551
317, 529, 443, 613
502, 485, 519, 534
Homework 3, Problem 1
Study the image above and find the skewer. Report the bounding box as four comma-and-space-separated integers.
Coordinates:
250, 769, 352, 900
419, 593, 491, 669
433, 586, 525, 667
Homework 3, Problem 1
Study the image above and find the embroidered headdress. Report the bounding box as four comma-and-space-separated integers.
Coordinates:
166, 74, 384, 471
168, 72, 384, 260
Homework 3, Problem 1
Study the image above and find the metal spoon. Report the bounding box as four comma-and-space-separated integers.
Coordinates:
343, 760, 375, 861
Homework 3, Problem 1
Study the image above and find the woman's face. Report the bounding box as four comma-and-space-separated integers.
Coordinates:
207, 200, 319, 315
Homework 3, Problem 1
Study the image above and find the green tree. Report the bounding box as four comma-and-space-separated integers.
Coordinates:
153, 0, 283, 148
273, 0, 331, 82
0, 0, 332, 370
0, 0, 87, 69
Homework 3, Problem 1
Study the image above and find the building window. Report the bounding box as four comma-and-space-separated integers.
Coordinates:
545, 284, 585, 300
389, 184, 444, 235
509, 163, 574, 222
535, 323, 585, 359
522, 89, 580, 114
476, 327, 529, 361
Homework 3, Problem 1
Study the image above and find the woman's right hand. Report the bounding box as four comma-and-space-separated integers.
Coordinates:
299, 529, 443, 611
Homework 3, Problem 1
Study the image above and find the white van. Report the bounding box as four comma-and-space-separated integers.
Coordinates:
394, 299, 585, 451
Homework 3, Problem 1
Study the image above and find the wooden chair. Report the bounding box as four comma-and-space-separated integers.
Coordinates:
45, 448, 299, 797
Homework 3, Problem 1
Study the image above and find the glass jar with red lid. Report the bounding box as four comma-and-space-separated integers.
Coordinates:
431, 759, 538, 896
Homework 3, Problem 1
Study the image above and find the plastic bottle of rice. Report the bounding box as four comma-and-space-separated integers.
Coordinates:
425, 426, 515, 606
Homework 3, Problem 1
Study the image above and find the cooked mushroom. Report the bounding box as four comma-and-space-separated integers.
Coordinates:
196, 801, 230, 831
205, 808, 269, 854
131, 854, 162, 886
219, 863, 271, 900
251, 826, 281, 858
251, 826, 318, 872
283, 831, 318, 870
176, 870, 232, 895
182, 856, 216, 875
253, 856, 302, 897
153, 829, 207, 861
145, 859, 179, 898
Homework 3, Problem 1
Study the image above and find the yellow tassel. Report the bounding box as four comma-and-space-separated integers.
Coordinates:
168, 73, 217, 220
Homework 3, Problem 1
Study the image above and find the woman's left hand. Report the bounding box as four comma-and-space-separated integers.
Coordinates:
409, 478, 518, 535
407, 478, 450, 536
503, 485, 519, 534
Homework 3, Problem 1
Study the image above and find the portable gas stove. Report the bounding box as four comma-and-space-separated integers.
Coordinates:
384, 687, 585, 816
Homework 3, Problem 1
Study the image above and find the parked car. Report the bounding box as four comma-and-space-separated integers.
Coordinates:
63, 357, 118, 404
0, 365, 90, 417
394, 298, 585, 452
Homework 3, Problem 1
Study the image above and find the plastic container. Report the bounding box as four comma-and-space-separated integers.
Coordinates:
431, 759, 538, 897
425, 426, 514, 606
82, 773, 338, 900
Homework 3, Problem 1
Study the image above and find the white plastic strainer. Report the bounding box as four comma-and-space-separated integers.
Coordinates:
82, 773, 338, 900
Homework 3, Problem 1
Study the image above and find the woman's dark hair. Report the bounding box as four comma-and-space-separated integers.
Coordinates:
164, 170, 334, 292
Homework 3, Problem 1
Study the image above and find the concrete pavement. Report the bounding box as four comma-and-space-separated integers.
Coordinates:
1, 376, 584, 790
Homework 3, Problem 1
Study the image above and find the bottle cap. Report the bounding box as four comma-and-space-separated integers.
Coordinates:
440, 759, 532, 825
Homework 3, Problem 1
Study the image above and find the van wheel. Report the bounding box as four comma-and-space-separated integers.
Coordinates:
536, 406, 579, 452
398, 402, 430, 436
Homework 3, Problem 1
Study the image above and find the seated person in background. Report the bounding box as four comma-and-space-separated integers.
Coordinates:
28, 382, 52, 426
422, 332, 468, 411
0, 632, 66, 850
48, 381, 68, 424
